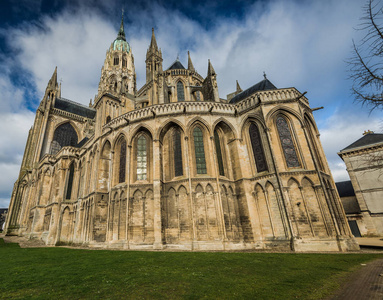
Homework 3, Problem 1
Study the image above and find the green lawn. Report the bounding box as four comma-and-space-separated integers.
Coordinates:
1, 238, 381, 299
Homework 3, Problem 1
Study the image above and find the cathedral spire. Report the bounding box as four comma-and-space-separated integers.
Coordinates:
117, 11, 126, 41
188, 51, 195, 72
207, 59, 216, 76
149, 28, 158, 50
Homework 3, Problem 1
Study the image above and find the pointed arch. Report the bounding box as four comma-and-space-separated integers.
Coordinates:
129, 125, 154, 146
157, 119, 185, 142
51, 122, 78, 155
265, 106, 304, 128
206, 183, 214, 193
177, 185, 188, 194
195, 184, 204, 193
212, 119, 237, 139
187, 117, 212, 136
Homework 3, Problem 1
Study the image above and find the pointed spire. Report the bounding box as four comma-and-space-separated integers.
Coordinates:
149, 27, 158, 50
117, 10, 126, 41
207, 59, 216, 76
188, 51, 195, 72
48, 66, 58, 88
236, 80, 242, 92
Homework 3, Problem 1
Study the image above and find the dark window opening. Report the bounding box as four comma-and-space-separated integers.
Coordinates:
51, 123, 78, 155
193, 127, 207, 174
174, 129, 183, 176
214, 130, 225, 176
249, 123, 268, 172
119, 139, 126, 183
66, 162, 75, 199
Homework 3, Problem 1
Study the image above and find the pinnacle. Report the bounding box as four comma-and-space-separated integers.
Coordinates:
188, 51, 195, 72
117, 12, 126, 41
207, 59, 216, 76
149, 27, 158, 50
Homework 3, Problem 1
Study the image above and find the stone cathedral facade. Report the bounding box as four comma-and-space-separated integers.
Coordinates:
5, 18, 358, 252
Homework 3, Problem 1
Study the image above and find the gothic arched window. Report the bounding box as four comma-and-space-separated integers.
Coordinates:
119, 139, 127, 183
122, 56, 127, 68
193, 127, 207, 174
137, 135, 147, 180
114, 56, 119, 66
249, 123, 268, 172
177, 81, 185, 102
276, 116, 301, 168
66, 162, 75, 199
106, 116, 111, 124
214, 130, 225, 176
51, 123, 78, 155
173, 129, 183, 177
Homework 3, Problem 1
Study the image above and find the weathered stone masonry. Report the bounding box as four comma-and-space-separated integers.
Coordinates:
5, 17, 359, 252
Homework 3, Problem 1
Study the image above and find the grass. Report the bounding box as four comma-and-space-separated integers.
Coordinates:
0, 239, 381, 299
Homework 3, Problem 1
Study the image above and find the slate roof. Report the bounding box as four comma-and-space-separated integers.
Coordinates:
341, 133, 383, 152
76, 137, 89, 148
167, 60, 186, 70
54, 97, 96, 119
335, 181, 355, 197
229, 78, 277, 104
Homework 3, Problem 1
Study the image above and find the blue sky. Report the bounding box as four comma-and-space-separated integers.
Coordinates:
0, 0, 381, 208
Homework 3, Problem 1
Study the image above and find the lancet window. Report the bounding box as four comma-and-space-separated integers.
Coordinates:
173, 129, 183, 177
119, 139, 127, 183
122, 56, 127, 67
114, 56, 119, 66
276, 116, 301, 168
214, 130, 225, 176
249, 123, 268, 172
193, 127, 207, 174
196, 91, 201, 101
65, 162, 75, 199
137, 135, 147, 180
177, 81, 185, 102
51, 123, 78, 155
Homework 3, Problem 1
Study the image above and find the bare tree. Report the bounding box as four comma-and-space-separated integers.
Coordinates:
349, 0, 383, 110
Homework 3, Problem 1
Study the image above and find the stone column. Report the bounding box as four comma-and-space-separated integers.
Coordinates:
152, 139, 163, 249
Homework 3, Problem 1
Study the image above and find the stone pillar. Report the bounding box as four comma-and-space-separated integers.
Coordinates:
152, 139, 163, 249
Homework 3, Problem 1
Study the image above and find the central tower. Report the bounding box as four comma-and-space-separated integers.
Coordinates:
98, 15, 136, 97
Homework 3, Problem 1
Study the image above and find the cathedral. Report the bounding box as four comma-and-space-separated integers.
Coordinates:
4, 17, 359, 252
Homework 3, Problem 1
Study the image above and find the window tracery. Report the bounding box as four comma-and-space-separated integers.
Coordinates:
173, 129, 183, 177
137, 135, 147, 180
51, 123, 78, 155
276, 116, 301, 168
249, 123, 268, 172
177, 81, 185, 102
193, 127, 207, 174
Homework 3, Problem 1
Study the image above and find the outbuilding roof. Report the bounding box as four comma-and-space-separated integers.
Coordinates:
229, 78, 277, 104
341, 133, 383, 152
335, 181, 355, 197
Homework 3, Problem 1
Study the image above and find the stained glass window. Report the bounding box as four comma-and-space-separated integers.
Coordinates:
276, 116, 301, 168
137, 135, 147, 180
214, 130, 225, 176
66, 162, 74, 199
173, 129, 183, 177
193, 127, 207, 174
119, 139, 126, 183
51, 123, 78, 155
249, 123, 268, 172
177, 81, 185, 102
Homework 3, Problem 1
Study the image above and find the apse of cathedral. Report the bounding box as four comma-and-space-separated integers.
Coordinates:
4, 16, 359, 252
